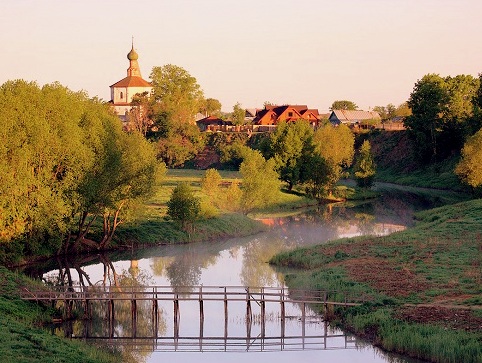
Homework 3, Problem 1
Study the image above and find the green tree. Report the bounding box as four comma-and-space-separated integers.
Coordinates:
455, 128, 482, 188
303, 153, 332, 200
201, 168, 222, 196
406, 73, 480, 163
128, 91, 152, 136
0, 80, 158, 255
330, 100, 358, 111
219, 141, 251, 169
199, 97, 222, 117
395, 102, 412, 117
266, 120, 315, 190
312, 124, 355, 193
239, 149, 280, 213
150, 64, 204, 124
231, 102, 246, 126
167, 183, 200, 231
354, 140, 376, 188
156, 122, 205, 167
373, 103, 396, 122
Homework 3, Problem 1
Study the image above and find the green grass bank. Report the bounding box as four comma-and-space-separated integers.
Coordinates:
0, 266, 123, 363
270, 198, 482, 363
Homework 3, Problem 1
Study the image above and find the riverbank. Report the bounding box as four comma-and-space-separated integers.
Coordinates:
270, 198, 482, 363
0, 266, 124, 363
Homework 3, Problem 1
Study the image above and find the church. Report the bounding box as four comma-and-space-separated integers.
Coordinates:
109, 42, 152, 122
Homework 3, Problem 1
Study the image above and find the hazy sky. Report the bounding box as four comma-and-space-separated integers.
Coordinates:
2, 0, 481, 112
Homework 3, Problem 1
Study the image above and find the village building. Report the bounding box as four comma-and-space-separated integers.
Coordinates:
109, 42, 152, 123
253, 105, 320, 128
328, 109, 381, 127
196, 116, 233, 132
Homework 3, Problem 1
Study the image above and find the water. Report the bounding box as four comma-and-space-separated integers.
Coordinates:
33, 184, 456, 362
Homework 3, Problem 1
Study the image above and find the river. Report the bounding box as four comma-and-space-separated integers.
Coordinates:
31, 184, 462, 363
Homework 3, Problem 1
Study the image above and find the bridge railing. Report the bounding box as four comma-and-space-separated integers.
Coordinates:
20, 285, 372, 306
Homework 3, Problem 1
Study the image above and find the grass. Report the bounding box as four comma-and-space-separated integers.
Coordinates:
114, 169, 267, 246
270, 199, 482, 363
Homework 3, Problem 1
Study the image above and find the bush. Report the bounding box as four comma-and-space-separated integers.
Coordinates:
166, 183, 200, 231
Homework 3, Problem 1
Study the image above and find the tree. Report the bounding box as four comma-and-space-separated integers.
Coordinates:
330, 100, 358, 111
303, 153, 332, 200
219, 141, 251, 169
395, 102, 412, 117
201, 168, 222, 196
156, 122, 205, 167
406, 73, 480, 163
266, 120, 315, 190
455, 128, 482, 188
313, 124, 355, 193
354, 140, 376, 188
167, 183, 200, 231
373, 103, 396, 122
231, 102, 246, 126
0, 80, 158, 254
239, 149, 280, 213
150, 64, 204, 124
199, 97, 222, 117
128, 91, 152, 136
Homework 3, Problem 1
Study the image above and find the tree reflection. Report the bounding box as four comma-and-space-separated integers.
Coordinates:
43, 254, 166, 363
240, 236, 287, 287
150, 247, 218, 293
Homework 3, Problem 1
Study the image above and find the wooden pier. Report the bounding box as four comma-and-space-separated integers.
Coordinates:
21, 285, 367, 340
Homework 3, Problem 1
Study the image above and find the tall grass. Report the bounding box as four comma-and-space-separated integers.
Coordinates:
345, 308, 481, 363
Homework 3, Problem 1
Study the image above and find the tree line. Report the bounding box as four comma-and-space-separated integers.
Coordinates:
2, 66, 481, 262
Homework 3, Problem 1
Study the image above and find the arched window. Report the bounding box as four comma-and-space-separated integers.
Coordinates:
120, 91, 124, 99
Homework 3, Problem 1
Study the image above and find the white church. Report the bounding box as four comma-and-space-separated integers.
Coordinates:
109, 42, 152, 122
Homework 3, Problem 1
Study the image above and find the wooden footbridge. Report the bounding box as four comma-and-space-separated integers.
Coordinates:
21, 285, 367, 342
21, 285, 365, 320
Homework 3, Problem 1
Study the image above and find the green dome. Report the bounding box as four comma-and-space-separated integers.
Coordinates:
127, 47, 139, 61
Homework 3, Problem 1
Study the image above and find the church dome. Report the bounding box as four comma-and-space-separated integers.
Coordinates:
127, 47, 139, 61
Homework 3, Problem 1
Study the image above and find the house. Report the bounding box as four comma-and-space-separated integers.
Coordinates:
196, 116, 233, 132
329, 110, 381, 127
109, 41, 153, 123
253, 105, 320, 127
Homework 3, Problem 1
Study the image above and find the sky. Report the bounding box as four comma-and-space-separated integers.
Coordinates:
2, 0, 481, 113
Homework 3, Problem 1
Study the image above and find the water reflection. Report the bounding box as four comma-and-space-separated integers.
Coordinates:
26, 185, 457, 363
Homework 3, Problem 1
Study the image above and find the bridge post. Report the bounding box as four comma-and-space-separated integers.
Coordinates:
261, 287, 266, 338
108, 299, 114, 338
131, 299, 137, 338
245, 287, 252, 322
224, 287, 228, 322
280, 287, 285, 320
323, 290, 328, 316
199, 286, 204, 323
224, 287, 228, 343
174, 294, 180, 340
152, 287, 158, 338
